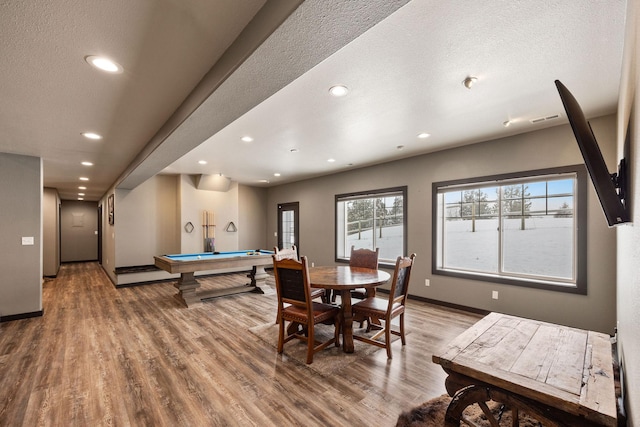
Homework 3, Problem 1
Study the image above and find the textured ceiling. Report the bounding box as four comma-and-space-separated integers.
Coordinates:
164, 0, 627, 186
0, 0, 628, 200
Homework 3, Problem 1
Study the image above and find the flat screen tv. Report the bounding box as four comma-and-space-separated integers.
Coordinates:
555, 80, 629, 226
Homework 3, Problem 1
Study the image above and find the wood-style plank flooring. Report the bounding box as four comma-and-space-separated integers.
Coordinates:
0, 262, 483, 426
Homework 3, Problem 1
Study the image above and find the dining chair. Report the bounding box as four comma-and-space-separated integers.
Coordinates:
349, 245, 379, 299
330, 246, 379, 302
273, 245, 298, 261
273, 246, 326, 300
272, 255, 341, 364
273, 246, 326, 324
351, 253, 416, 359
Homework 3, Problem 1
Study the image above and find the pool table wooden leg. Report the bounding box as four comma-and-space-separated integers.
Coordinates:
248, 266, 268, 287
174, 272, 202, 307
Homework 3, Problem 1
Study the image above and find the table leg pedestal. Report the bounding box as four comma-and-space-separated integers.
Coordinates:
248, 266, 268, 288
174, 272, 202, 307
340, 289, 355, 353
174, 266, 268, 307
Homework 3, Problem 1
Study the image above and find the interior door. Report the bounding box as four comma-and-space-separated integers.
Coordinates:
277, 202, 299, 251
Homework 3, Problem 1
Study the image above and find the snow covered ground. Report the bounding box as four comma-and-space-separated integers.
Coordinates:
347, 217, 574, 280
444, 217, 573, 279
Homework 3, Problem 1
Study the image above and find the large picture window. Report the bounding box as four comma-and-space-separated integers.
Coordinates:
433, 166, 586, 293
336, 186, 407, 265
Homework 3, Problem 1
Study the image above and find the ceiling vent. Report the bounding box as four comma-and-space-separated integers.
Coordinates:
530, 114, 560, 124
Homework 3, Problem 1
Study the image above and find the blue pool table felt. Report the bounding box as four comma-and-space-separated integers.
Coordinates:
164, 250, 273, 262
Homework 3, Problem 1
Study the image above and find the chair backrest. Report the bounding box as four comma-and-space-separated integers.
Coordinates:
273, 245, 298, 261
387, 253, 416, 309
272, 255, 312, 310
349, 246, 379, 270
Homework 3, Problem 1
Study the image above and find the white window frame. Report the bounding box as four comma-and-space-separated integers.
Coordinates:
335, 186, 407, 266
432, 165, 587, 294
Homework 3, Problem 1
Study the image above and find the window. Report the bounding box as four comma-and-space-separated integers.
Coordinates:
433, 166, 586, 293
336, 186, 407, 265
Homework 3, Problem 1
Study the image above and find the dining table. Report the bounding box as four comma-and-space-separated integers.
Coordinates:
309, 265, 391, 353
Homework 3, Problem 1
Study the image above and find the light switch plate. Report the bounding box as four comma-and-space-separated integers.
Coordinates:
22, 236, 34, 245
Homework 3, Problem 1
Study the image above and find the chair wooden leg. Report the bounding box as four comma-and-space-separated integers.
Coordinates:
277, 319, 285, 353
306, 322, 315, 364
385, 323, 393, 359
400, 313, 406, 345
334, 316, 341, 347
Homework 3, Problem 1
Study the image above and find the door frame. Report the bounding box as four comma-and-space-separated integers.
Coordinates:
277, 202, 299, 251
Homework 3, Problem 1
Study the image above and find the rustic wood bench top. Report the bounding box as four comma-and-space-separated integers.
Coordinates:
433, 312, 616, 426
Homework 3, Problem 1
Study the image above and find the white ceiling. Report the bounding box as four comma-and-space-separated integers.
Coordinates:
0, 0, 627, 200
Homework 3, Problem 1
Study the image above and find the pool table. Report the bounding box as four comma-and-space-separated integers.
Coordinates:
154, 250, 274, 307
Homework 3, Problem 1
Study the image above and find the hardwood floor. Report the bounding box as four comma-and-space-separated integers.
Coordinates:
0, 262, 483, 426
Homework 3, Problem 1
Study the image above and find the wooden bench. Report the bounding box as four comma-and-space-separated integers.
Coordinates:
433, 312, 617, 426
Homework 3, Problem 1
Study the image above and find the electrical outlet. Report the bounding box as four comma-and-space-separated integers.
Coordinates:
492, 290, 499, 300
311, 262, 314, 267
425, 279, 430, 287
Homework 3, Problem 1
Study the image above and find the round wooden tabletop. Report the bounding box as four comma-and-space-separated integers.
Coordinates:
309, 265, 390, 290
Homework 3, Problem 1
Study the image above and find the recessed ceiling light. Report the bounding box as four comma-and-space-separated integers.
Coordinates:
417, 132, 431, 139
274, 173, 281, 177
78, 197, 84, 201
327, 158, 336, 163
241, 136, 253, 142
85, 55, 123, 74
81, 161, 93, 166
82, 132, 102, 140
198, 160, 207, 165
79, 177, 89, 181
290, 148, 299, 153
78, 186, 87, 190
329, 85, 349, 97
397, 145, 404, 150
258, 179, 269, 183
78, 193, 85, 196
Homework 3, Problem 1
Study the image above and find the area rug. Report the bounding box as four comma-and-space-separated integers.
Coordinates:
395, 394, 542, 426
249, 322, 404, 375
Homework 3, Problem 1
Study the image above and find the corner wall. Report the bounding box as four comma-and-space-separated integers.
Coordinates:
178, 175, 239, 254
238, 184, 268, 250
0, 153, 42, 318
43, 187, 60, 276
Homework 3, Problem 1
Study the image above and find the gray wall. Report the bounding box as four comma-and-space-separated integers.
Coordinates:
43, 188, 60, 276
239, 184, 268, 250
60, 200, 98, 262
0, 153, 42, 318
266, 116, 618, 334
